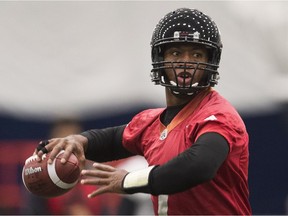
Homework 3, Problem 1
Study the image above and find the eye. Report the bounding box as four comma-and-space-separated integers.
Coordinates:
172, 51, 180, 56
192, 52, 203, 58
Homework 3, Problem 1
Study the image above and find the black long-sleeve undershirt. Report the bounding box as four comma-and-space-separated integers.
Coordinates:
148, 132, 229, 195
81, 126, 229, 195
81, 125, 134, 162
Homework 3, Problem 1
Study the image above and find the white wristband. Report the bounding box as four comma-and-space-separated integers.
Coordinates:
123, 166, 155, 189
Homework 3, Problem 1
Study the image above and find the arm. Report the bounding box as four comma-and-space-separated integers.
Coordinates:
81, 132, 229, 197
123, 132, 229, 195
81, 125, 134, 162
35, 125, 133, 167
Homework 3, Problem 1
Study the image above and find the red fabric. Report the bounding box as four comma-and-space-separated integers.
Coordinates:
0, 141, 37, 210
123, 90, 251, 215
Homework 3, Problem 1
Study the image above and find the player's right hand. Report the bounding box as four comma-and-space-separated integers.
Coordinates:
34, 134, 88, 169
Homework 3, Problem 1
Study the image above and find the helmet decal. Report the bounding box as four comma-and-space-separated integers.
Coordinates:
173, 31, 200, 40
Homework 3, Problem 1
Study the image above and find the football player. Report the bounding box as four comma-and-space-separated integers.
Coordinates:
36, 8, 252, 215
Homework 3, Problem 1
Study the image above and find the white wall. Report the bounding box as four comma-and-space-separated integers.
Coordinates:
0, 1, 287, 120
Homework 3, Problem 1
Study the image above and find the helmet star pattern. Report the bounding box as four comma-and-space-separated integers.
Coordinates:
152, 8, 220, 45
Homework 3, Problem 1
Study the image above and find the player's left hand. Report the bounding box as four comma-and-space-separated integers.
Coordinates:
80, 162, 128, 198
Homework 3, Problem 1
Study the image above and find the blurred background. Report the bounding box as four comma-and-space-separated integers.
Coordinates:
0, 1, 287, 214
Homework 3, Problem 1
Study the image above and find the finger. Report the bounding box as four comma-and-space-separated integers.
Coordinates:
65, 144, 86, 169
87, 186, 110, 198
40, 140, 49, 147
80, 177, 109, 186
92, 163, 116, 172
36, 146, 50, 162
35, 140, 50, 161
40, 146, 48, 154
47, 144, 66, 164
81, 169, 110, 178
33, 151, 42, 162
36, 145, 43, 152
58, 147, 74, 164
36, 140, 49, 152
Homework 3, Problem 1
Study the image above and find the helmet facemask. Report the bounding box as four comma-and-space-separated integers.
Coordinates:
151, 45, 220, 96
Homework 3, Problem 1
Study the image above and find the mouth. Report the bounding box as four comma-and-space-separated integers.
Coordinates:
176, 72, 193, 86
168, 71, 200, 88
178, 72, 192, 79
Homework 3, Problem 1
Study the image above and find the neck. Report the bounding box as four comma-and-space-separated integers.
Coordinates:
165, 88, 194, 106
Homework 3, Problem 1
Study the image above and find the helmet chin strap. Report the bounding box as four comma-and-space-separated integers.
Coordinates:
169, 80, 199, 87
168, 80, 200, 96
169, 87, 199, 97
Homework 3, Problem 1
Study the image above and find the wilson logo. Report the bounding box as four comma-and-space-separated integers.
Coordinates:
25, 167, 42, 175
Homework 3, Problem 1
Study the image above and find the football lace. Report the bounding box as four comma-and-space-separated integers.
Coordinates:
25, 154, 47, 164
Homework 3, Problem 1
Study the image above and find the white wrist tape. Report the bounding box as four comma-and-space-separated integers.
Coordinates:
123, 166, 155, 189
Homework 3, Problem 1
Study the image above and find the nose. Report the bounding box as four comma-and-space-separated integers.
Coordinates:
181, 52, 191, 62
177, 52, 195, 71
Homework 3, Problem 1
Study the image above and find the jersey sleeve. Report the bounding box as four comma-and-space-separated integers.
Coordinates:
189, 111, 248, 152
123, 108, 164, 155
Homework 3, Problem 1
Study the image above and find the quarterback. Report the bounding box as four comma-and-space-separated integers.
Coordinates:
36, 8, 252, 215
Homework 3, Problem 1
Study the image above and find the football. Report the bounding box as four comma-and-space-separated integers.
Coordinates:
22, 150, 81, 198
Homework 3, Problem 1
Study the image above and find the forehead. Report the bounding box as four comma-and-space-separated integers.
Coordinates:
164, 42, 208, 51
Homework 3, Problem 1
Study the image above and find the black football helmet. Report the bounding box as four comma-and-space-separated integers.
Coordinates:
150, 8, 223, 95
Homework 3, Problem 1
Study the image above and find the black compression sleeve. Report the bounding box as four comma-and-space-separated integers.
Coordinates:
81, 125, 134, 162
148, 132, 229, 195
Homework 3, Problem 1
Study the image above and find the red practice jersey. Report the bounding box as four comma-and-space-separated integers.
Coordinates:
123, 90, 251, 215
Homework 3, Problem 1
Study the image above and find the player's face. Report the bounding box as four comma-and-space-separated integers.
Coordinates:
163, 43, 209, 88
